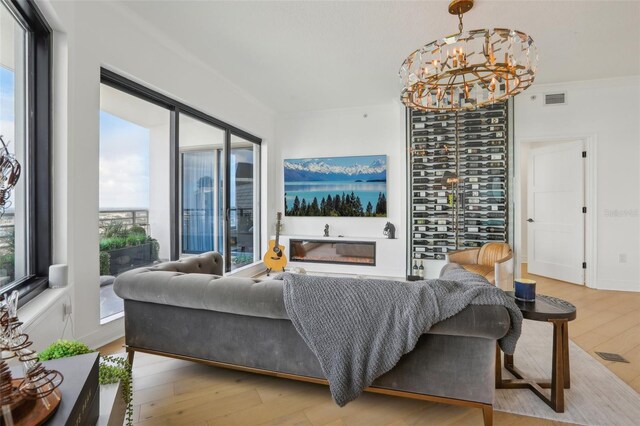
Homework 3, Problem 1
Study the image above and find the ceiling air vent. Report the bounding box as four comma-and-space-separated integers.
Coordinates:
544, 92, 567, 106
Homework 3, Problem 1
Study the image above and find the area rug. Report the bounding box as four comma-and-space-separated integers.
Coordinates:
495, 320, 640, 425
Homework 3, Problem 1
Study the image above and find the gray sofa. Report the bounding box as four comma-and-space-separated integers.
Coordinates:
114, 252, 510, 425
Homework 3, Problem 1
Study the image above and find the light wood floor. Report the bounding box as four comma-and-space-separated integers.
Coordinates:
100, 267, 640, 425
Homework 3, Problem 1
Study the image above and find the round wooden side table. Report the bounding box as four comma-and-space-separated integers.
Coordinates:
496, 292, 577, 413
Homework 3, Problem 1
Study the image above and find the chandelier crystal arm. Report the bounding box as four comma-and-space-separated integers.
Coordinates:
399, 0, 538, 112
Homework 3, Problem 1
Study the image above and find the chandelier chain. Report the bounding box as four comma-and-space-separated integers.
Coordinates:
458, 11, 464, 33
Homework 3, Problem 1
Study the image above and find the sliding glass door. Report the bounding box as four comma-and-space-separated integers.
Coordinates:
179, 116, 260, 271
100, 69, 262, 281
228, 135, 259, 270
179, 115, 225, 256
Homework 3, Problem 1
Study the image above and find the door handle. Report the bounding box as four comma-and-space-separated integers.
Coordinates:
527, 218, 535, 223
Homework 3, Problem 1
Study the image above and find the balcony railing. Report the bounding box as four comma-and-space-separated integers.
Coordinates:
99, 208, 150, 235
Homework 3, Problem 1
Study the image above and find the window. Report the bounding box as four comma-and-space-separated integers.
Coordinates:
100, 69, 261, 284
99, 84, 171, 319
0, 0, 51, 306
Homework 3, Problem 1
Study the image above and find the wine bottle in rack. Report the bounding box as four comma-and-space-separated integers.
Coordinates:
409, 104, 508, 275
428, 156, 451, 163
419, 261, 425, 277
486, 132, 504, 138
433, 233, 450, 239
461, 133, 482, 140
413, 260, 419, 276
431, 163, 453, 170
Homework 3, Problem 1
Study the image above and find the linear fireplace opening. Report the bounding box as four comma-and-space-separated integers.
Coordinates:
289, 239, 376, 266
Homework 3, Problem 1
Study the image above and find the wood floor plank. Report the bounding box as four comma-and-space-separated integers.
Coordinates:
133, 383, 175, 406
139, 389, 263, 425
139, 378, 265, 420
257, 410, 313, 426
213, 388, 328, 426
592, 326, 640, 356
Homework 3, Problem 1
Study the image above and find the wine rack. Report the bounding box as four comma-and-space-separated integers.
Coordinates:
408, 102, 509, 273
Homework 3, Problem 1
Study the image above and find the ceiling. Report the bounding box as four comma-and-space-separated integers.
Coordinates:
115, 0, 640, 113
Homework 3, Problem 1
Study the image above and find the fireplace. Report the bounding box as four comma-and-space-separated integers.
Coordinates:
289, 239, 376, 266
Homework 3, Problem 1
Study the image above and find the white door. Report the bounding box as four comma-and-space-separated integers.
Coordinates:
527, 141, 585, 284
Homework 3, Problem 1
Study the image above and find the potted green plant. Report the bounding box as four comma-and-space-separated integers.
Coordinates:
99, 222, 160, 275
38, 340, 133, 426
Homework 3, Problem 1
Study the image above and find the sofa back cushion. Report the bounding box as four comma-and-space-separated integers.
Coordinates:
115, 258, 510, 341
153, 252, 223, 275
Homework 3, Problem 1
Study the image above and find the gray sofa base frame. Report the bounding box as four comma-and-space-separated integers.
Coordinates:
124, 300, 495, 425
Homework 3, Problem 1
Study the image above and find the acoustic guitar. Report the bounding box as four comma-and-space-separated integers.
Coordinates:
263, 212, 287, 275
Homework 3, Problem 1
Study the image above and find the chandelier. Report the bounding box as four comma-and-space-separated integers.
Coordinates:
399, 0, 537, 112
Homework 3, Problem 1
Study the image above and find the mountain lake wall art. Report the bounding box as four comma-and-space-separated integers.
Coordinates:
284, 155, 387, 217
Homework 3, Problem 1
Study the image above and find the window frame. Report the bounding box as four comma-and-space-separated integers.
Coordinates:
100, 68, 262, 272
0, 0, 52, 306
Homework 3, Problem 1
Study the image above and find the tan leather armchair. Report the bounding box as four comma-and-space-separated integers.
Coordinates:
446, 243, 513, 289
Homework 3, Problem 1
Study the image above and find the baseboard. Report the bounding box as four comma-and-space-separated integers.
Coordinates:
80, 316, 125, 350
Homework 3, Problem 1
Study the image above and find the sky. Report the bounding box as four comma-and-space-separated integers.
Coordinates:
99, 111, 150, 209
1, 66, 18, 213
0, 66, 15, 146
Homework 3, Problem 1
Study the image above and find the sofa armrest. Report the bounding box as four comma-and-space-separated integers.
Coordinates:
446, 248, 480, 265
495, 253, 514, 291
429, 305, 510, 340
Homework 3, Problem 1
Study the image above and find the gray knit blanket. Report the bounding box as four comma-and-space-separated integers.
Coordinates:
278, 267, 522, 406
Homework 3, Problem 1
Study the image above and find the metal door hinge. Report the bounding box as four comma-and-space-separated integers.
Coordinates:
582, 151, 587, 158
582, 207, 587, 213
582, 262, 587, 269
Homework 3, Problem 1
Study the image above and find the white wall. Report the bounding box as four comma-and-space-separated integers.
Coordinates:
514, 76, 640, 292
31, 0, 276, 349
274, 103, 407, 277
149, 123, 171, 260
